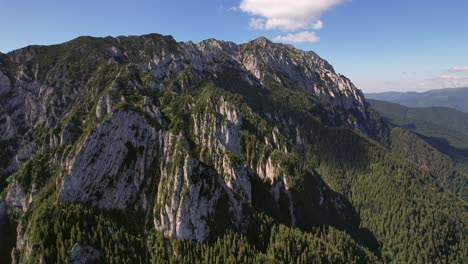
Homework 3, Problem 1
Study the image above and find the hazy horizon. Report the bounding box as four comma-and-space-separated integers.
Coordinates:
365, 86, 468, 94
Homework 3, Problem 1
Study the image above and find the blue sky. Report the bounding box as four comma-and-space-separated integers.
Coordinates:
1, 0, 467, 92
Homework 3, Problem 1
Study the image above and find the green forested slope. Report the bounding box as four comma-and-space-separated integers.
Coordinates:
389, 128, 468, 200
369, 99, 468, 173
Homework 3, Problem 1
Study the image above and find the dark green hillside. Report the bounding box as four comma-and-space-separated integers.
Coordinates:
366, 87, 468, 113
368, 99, 468, 173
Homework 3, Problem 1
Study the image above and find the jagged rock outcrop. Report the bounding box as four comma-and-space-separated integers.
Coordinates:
68, 244, 102, 264
0, 68, 12, 97
5, 180, 30, 212
0, 67, 20, 177
190, 97, 251, 231
153, 151, 222, 242
240, 37, 366, 113
0, 201, 6, 223
0, 65, 80, 179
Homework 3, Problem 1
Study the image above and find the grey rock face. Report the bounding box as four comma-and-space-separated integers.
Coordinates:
0, 66, 80, 178
0, 68, 20, 177
191, 97, 251, 227
5, 180, 30, 212
153, 151, 222, 242
240, 38, 362, 107
58, 109, 160, 209
68, 244, 102, 264
95, 94, 113, 120
0, 201, 6, 223
0, 69, 12, 97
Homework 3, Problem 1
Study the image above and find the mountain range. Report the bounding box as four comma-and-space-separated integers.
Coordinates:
0, 34, 466, 263
366, 87, 468, 113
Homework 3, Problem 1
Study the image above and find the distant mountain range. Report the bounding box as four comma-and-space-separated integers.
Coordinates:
368, 99, 468, 172
366, 87, 468, 113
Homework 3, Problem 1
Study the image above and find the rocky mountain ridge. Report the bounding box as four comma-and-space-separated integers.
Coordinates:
0, 33, 370, 252
0, 34, 371, 182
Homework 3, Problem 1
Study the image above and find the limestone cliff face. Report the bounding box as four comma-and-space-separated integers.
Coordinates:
58, 105, 252, 242
58, 109, 160, 209
0, 62, 81, 179
239, 38, 366, 113
190, 97, 251, 231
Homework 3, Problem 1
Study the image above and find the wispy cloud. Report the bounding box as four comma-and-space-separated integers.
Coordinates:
240, 0, 345, 31
239, 0, 346, 43
249, 18, 265, 29
425, 74, 468, 88
360, 72, 468, 93
448, 66, 468, 73
273, 31, 320, 43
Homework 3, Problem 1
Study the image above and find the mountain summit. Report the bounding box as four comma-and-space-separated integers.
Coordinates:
0, 34, 466, 263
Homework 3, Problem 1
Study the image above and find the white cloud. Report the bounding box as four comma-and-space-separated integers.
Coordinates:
448, 66, 468, 73
273, 31, 320, 43
359, 73, 468, 93
312, 20, 323, 30
249, 18, 265, 29
240, 0, 345, 31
